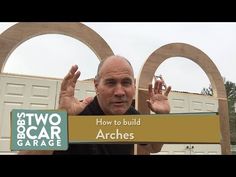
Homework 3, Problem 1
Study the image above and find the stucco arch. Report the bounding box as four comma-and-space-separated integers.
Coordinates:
136, 43, 231, 154
0, 22, 114, 72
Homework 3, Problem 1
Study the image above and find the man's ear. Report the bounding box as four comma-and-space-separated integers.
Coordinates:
94, 79, 98, 92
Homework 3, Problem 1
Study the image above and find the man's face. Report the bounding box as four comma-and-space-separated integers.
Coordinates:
95, 58, 136, 115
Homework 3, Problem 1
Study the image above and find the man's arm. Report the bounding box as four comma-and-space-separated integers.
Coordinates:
146, 79, 171, 114
58, 65, 93, 115
17, 65, 93, 155
18, 151, 54, 155
137, 144, 163, 155
138, 78, 171, 155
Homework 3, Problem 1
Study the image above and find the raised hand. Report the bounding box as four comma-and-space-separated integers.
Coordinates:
58, 65, 93, 115
146, 77, 171, 114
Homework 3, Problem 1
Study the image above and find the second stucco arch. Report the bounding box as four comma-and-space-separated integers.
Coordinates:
0, 22, 114, 72
136, 42, 231, 155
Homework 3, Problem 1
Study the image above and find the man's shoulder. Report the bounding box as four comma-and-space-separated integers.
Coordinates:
80, 97, 104, 115
127, 106, 140, 115
79, 103, 96, 115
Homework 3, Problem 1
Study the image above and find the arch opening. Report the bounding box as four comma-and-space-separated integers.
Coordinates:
137, 43, 231, 154
0, 22, 114, 73
3, 34, 100, 80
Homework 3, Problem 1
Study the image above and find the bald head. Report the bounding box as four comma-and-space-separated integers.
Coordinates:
94, 55, 136, 115
95, 55, 134, 81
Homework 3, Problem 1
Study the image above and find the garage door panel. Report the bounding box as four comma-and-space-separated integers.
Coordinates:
1, 102, 23, 138
0, 139, 11, 151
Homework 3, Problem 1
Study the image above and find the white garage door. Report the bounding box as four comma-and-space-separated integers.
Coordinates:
0, 74, 58, 154
152, 92, 221, 155
0, 74, 97, 154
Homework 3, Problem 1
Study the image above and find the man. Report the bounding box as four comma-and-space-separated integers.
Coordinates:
19, 55, 171, 155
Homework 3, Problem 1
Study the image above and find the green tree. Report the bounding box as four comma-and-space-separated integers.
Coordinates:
225, 81, 236, 144
201, 79, 236, 144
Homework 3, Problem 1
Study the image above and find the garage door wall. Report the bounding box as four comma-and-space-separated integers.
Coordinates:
0, 74, 96, 154
0, 74, 219, 154
168, 91, 218, 113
